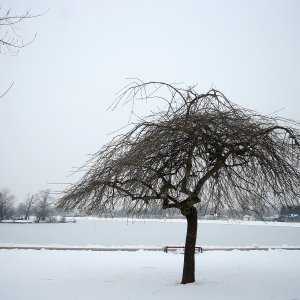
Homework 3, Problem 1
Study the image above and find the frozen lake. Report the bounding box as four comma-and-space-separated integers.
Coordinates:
1, 218, 300, 247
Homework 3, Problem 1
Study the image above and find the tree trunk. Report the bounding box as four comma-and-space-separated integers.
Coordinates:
181, 206, 198, 284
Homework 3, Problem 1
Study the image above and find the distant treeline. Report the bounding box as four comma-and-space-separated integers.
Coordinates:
1, 188, 299, 222
0, 188, 58, 222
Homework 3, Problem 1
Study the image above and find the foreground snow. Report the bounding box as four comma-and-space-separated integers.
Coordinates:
1, 249, 299, 300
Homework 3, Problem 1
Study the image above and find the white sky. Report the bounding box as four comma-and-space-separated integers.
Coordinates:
1, 0, 300, 202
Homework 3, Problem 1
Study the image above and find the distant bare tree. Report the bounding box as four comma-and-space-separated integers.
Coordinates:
16, 203, 26, 219
57, 81, 300, 284
33, 190, 53, 222
22, 194, 35, 220
0, 188, 15, 220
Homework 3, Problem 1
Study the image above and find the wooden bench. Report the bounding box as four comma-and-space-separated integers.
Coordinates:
163, 246, 203, 253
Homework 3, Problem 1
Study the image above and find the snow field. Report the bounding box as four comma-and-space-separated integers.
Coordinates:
1, 249, 299, 300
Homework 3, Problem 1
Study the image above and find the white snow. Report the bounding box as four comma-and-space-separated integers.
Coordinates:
0, 249, 299, 300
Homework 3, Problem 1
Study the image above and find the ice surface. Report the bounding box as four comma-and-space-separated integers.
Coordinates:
0, 218, 300, 247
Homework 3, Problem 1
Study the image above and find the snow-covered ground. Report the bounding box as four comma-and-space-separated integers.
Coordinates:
1, 219, 300, 299
1, 218, 300, 247
1, 249, 299, 300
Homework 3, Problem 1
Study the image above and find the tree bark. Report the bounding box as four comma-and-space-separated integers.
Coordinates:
181, 206, 198, 284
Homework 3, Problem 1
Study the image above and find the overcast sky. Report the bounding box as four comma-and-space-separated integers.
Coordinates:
1, 0, 300, 202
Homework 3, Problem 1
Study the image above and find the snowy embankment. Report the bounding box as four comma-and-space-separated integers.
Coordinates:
0, 249, 299, 300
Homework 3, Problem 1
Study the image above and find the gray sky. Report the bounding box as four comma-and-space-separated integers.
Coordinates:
1, 0, 300, 202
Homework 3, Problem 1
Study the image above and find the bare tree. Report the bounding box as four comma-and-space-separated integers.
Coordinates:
21, 194, 36, 220
16, 203, 26, 219
0, 188, 15, 221
57, 81, 300, 284
33, 190, 53, 222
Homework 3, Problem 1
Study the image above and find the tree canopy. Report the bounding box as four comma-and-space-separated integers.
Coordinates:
57, 81, 300, 216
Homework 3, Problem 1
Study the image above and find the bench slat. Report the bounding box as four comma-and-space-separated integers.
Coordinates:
163, 246, 203, 253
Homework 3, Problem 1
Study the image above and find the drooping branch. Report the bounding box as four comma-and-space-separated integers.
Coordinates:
57, 81, 300, 217
0, 7, 43, 55
0, 81, 14, 99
